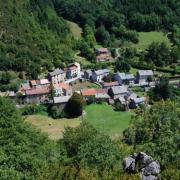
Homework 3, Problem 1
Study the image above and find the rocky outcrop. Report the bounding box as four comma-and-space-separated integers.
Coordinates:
123, 152, 160, 180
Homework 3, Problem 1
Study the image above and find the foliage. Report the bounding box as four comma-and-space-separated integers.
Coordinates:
61, 122, 120, 175
123, 100, 180, 168
144, 42, 176, 67
21, 104, 47, 116
115, 57, 131, 73
65, 92, 85, 117
148, 77, 173, 101
0, 97, 59, 179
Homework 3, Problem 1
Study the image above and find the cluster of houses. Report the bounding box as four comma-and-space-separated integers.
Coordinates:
0, 59, 154, 110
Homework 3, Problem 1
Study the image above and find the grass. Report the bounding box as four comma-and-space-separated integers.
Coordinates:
84, 103, 132, 137
72, 81, 100, 92
25, 115, 81, 140
66, 20, 82, 39
134, 31, 171, 50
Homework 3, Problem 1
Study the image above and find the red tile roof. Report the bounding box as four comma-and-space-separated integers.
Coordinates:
53, 83, 70, 90
30, 80, 37, 86
103, 81, 119, 87
81, 89, 97, 96
96, 89, 107, 94
25, 87, 50, 95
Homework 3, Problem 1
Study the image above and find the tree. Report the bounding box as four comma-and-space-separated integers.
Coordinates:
95, 25, 111, 46
148, 77, 173, 101
145, 42, 172, 67
123, 100, 180, 168
65, 92, 85, 117
115, 57, 131, 72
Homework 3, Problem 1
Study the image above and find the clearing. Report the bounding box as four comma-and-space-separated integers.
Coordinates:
25, 115, 81, 140
66, 20, 82, 39
84, 103, 132, 137
71, 81, 100, 92
135, 31, 171, 50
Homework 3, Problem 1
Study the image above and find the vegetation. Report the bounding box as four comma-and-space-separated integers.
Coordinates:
84, 103, 131, 137
135, 31, 171, 50
123, 101, 180, 170
65, 92, 85, 118
25, 115, 81, 140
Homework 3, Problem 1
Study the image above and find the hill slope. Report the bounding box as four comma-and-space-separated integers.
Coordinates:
0, 0, 74, 79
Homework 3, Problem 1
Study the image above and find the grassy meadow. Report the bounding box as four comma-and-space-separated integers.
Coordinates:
84, 103, 132, 137
135, 31, 171, 50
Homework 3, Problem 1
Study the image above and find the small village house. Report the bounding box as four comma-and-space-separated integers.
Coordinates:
136, 70, 153, 84
84, 70, 93, 80
114, 73, 135, 85
48, 68, 66, 84
53, 83, 72, 97
102, 81, 119, 89
53, 96, 71, 112
129, 97, 146, 109
108, 85, 129, 99
66, 62, 81, 79
24, 87, 50, 104
91, 69, 110, 82
95, 48, 113, 63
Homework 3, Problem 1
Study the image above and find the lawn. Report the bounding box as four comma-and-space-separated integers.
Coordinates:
72, 81, 100, 92
25, 115, 81, 140
66, 20, 82, 39
84, 103, 132, 137
134, 31, 171, 50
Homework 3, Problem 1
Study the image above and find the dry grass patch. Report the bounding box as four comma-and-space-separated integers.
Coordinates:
25, 115, 81, 140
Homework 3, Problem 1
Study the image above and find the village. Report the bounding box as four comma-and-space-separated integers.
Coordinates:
1, 47, 155, 113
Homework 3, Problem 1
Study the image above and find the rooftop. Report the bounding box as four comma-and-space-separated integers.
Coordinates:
117, 73, 135, 80
111, 85, 128, 95
138, 70, 153, 76
40, 79, 50, 85
81, 89, 97, 96
102, 81, 119, 87
53, 96, 71, 104
49, 68, 65, 77
94, 69, 110, 76
25, 87, 50, 95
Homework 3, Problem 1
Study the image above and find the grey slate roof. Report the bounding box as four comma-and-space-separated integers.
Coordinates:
94, 69, 110, 76
111, 85, 128, 95
53, 96, 71, 104
117, 73, 135, 80
49, 68, 65, 77
138, 70, 153, 76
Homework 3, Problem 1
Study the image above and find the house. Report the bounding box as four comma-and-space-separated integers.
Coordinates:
84, 70, 93, 80
129, 97, 146, 109
40, 79, 50, 87
114, 73, 135, 85
95, 89, 109, 101
81, 88, 97, 100
108, 85, 128, 99
95, 48, 113, 63
53, 83, 72, 97
25, 87, 50, 104
136, 70, 153, 84
53, 96, 71, 110
48, 68, 66, 84
102, 81, 119, 89
91, 69, 110, 82
29, 80, 37, 88
66, 62, 81, 79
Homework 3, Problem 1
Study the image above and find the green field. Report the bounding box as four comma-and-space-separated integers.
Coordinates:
66, 20, 82, 39
25, 115, 81, 140
84, 103, 132, 137
135, 31, 171, 50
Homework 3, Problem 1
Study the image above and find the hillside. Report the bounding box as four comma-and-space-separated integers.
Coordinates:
0, 0, 74, 79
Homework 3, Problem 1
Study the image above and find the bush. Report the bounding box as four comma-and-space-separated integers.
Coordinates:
21, 104, 47, 116
49, 105, 66, 119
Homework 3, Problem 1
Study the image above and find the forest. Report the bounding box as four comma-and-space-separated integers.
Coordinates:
0, 0, 180, 179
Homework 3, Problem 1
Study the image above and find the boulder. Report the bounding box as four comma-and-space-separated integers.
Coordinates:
123, 152, 160, 180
